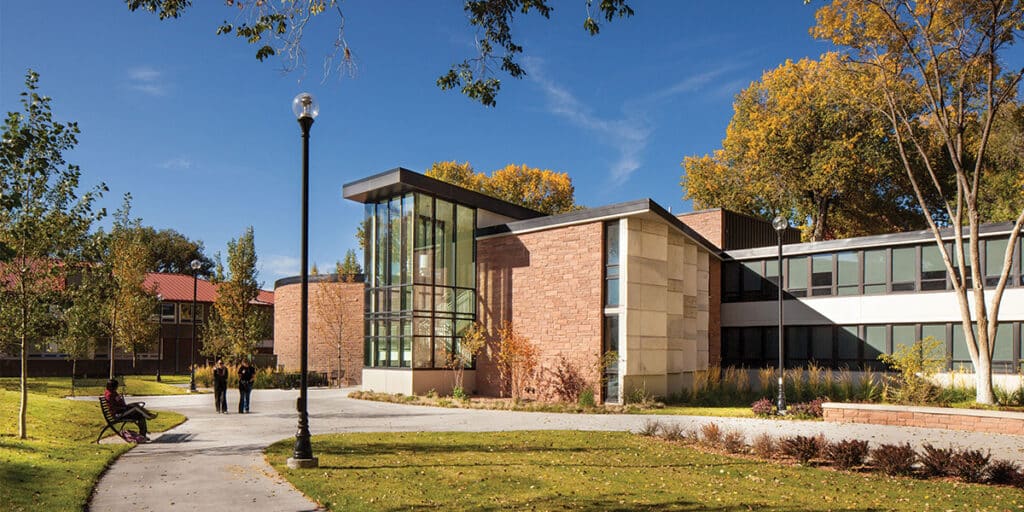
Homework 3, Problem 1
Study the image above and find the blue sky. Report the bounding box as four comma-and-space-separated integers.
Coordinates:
1, 1, 832, 283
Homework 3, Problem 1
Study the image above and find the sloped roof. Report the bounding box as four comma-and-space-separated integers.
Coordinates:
144, 273, 274, 305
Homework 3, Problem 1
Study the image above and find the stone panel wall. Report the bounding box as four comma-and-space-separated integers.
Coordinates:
274, 279, 364, 385
475, 223, 604, 399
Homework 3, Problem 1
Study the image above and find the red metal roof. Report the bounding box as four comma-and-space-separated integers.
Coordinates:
144, 273, 274, 305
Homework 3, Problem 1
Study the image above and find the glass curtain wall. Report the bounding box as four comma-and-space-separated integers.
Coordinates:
365, 193, 476, 369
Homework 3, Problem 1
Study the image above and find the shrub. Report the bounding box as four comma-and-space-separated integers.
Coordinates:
452, 386, 467, 401
751, 434, 777, 459
950, 448, 990, 483
577, 388, 596, 408
751, 398, 774, 417
919, 444, 955, 477
495, 322, 539, 400
788, 397, 827, 419
700, 423, 722, 447
550, 355, 589, 403
781, 435, 822, 464
638, 419, 662, 437
871, 443, 917, 476
825, 439, 869, 470
722, 430, 746, 454
878, 336, 946, 404
682, 428, 701, 445
659, 422, 685, 442
986, 459, 1022, 485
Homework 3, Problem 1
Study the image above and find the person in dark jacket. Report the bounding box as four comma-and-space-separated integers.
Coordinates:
104, 379, 154, 440
213, 359, 229, 413
237, 359, 255, 413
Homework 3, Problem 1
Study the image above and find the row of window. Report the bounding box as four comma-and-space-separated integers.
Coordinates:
725, 237, 1024, 302
722, 322, 1023, 373
151, 302, 205, 324
364, 315, 476, 368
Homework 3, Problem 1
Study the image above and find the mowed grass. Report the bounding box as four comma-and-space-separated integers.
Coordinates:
640, 406, 754, 418
0, 389, 185, 511
0, 375, 187, 398
267, 431, 1023, 511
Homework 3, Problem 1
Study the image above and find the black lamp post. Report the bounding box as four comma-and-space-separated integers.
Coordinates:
156, 294, 163, 383
287, 92, 319, 469
190, 259, 201, 393
772, 215, 788, 415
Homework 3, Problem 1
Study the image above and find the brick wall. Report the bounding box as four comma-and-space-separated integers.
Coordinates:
823, 403, 1024, 435
475, 223, 604, 398
676, 209, 723, 247
274, 279, 364, 385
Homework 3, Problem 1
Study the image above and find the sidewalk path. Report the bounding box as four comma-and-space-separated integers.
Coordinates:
89, 388, 1024, 511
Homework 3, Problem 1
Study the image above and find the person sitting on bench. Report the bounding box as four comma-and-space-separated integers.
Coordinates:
103, 379, 155, 441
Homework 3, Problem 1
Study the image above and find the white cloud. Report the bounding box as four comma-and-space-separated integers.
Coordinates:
264, 255, 300, 278
160, 157, 193, 170
524, 58, 650, 185
127, 66, 168, 96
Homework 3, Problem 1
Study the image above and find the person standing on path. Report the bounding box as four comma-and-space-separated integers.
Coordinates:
237, 359, 255, 413
213, 359, 229, 413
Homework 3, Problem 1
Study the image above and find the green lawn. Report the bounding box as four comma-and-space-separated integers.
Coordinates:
640, 406, 754, 418
0, 389, 185, 511
267, 431, 1022, 511
0, 375, 188, 398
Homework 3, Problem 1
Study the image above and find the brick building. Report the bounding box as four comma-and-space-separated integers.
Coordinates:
334, 167, 1024, 400
273, 274, 364, 385
0, 272, 274, 377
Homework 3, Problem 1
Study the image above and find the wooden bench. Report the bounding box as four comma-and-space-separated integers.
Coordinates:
96, 397, 143, 443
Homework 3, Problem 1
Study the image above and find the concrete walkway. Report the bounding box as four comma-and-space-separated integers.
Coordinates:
89, 388, 1024, 511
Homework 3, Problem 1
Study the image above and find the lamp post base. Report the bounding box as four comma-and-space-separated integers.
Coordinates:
286, 456, 319, 469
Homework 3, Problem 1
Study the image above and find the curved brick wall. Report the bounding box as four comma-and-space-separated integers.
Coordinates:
274, 277, 364, 385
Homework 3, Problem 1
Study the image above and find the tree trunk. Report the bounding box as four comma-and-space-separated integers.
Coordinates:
19, 330, 28, 440
974, 356, 995, 405
109, 309, 117, 379
71, 359, 77, 397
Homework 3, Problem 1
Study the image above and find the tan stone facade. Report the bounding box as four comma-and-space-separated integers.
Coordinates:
621, 214, 713, 397
475, 222, 605, 399
274, 277, 364, 385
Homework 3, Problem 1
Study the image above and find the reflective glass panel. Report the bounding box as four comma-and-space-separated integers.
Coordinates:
892, 247, 915, 291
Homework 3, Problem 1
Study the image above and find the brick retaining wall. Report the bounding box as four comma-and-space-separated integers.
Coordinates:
823, 402, 1024, 435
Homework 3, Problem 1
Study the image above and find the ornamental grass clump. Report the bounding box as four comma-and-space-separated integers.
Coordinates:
781, 435, 823, 464
871, 443, 917, 476
825, 439, 869, 470
638, 419, 662, 437
659, 422, 685, 442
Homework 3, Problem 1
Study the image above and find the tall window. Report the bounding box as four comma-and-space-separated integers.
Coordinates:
920, 245, 946, 291
365, 193, 475, 369
787, 256, 808, 297
891, 247, 916, 292
863, 249, 887, 294
836, 251, 858, 295
985, 238, 1008, 287
605, 221, 620, 307
811, 254, 833, 296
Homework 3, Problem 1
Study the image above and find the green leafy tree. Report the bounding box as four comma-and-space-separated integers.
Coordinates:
55, 266, 107, 395
203, 227, 267, 360
337, 249, 362, 282
0, 70, 106, 438
124, 0, 633, 106
426, 161, 582, 214
813, 0, 1024, 404
104, 195, 160, 375
682, 52, 923, 241
137, 226, 213, 275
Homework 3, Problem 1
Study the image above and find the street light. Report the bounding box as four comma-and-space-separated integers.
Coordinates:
772, 215, 788, 415
287, 92, 319, 469
156, 293, 163, 383
190, 259, 201, 393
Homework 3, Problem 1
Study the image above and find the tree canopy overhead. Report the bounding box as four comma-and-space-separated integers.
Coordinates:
426, 161, 581, 215
682, 52, 925, 241
124, 0, 634, 107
